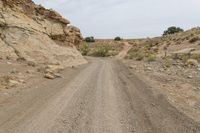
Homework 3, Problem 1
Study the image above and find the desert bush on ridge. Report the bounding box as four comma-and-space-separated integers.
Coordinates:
85, 36, 95, 42
163, 26, 184, 36
114, 37, 122, 41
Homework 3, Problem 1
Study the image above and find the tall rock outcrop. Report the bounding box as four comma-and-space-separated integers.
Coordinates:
0, 0, 87, 67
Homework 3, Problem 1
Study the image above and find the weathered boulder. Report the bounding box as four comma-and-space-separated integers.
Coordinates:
186, 59, 199, 67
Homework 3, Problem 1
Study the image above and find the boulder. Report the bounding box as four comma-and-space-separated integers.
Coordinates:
186, 59, 198, 67
44, 73, 55, 79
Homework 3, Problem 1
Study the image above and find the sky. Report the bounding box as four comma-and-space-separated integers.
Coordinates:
33, 0, 200, 39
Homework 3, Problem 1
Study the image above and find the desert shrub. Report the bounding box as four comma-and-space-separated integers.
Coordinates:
135, 54, 144, 61
80, 43, 90, 56
191, 54, 200, 62
189, 37, 199, 43
162, 58, 173, 69
147, 54, 156, 62
163, 26, 184, 36
85, 36, 95, 42
92, 46, 109, 57
114, 37, 122, 41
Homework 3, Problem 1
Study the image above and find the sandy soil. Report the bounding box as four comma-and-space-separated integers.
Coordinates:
0, 57, 199, 133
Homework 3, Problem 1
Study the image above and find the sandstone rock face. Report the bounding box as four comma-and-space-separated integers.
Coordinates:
0, 0, 87, 67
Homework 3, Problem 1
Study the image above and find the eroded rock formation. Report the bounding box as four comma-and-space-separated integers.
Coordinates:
0, 0, 86, 67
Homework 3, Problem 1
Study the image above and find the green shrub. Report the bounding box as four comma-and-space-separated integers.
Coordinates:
85, 36, 95, 42
80, 43, 90, 56
163, 26, 184, 36
114, 37, 122, 41
147, 54, 156, 62
93, 46, 109, 57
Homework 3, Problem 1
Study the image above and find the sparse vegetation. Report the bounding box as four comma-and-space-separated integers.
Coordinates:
189, 37, 199, 43
82, 40, 124, 57
135, 54, 144, 61
147, 54, 156, 62
80, 43, 90, 56
163, 26, 184, 36
163, 59, 172, 69
85, 36, 95, 42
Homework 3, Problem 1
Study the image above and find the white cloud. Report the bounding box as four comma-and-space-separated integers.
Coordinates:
33, 0, 200, 38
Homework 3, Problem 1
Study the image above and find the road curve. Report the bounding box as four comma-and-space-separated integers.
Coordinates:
0, 57, 199, 133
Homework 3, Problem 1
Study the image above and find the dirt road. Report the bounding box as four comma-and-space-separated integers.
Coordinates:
116, 42, 132, 59
0, 58, 200, 133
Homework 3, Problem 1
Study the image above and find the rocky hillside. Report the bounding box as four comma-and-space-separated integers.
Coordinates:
127, 27, 200, 63
0, 0, 87, 67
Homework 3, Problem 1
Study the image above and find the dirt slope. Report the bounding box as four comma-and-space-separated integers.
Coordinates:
0, 57, 199, 133
116, 42, 132, 59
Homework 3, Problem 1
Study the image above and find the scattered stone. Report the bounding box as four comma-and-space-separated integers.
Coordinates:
129, 65, 136, 69
44, 73, 55, 79
177, 66, 182, 69
18, 79, 25, 83
26, 70, 34, 74
45, 65, 64, 73
10, 68, 18, 74
7, 62, 12, 65
54, 73, 62, 78
146, 67, 152, 71
186, 59, 198, 67
187, 75, 193, 79
27, 61, 36, 67
9, 80, 20, 87
194, 87, 200, 91
151, 103, 156, 107
44, 71, 62, 79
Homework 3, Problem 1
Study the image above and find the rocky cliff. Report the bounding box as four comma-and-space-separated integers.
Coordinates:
0, 0, 87, 67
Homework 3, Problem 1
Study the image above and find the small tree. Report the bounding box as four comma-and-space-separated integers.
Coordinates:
85, 36, 95, 42
163, 26, 184, 36
114, 37, 122, 41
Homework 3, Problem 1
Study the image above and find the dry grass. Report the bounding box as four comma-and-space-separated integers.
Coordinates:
80, 40, 124, 57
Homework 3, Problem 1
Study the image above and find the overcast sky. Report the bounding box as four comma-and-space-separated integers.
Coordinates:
33, 0, 200, 39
